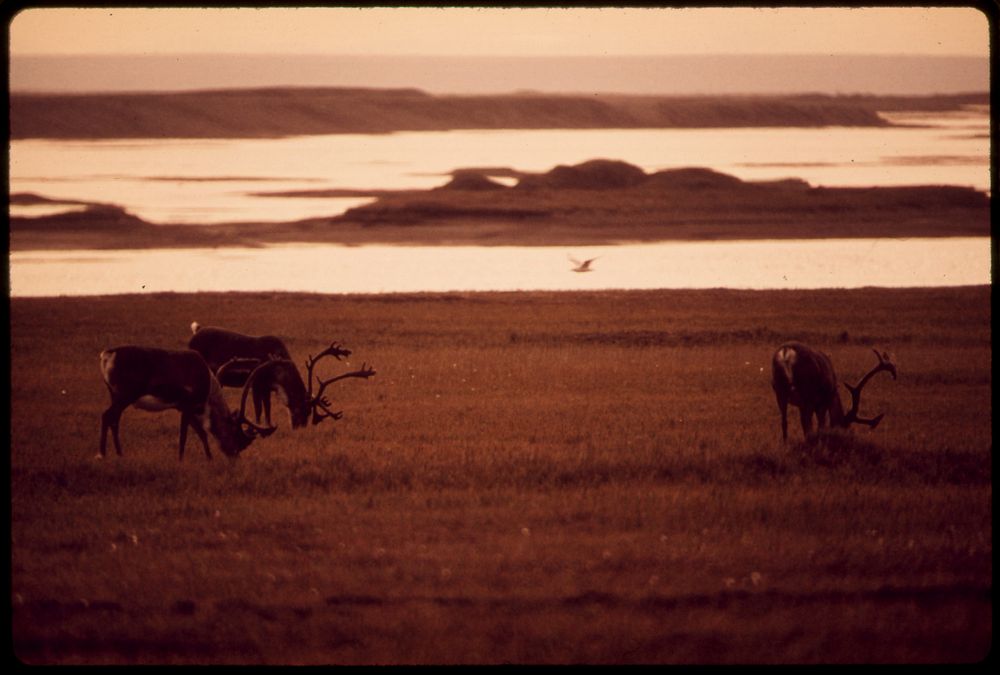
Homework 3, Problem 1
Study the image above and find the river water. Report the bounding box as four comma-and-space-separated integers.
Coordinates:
8, 107, 991, 297
8, 238, 991, 298
8, 108, 990, 225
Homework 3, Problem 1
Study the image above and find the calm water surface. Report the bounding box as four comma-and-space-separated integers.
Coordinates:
9, 108, 989, 225
9, 238, 991, 298
9, 108, 990, 297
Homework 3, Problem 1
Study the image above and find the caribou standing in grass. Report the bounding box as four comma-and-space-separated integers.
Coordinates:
188, 323, 375, 428
771, 342, 897, 441
99, 346, 277, 460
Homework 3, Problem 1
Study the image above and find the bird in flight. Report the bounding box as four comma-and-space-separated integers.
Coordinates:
569, 255, 599, 273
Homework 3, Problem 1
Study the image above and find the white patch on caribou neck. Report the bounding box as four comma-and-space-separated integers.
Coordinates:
775, 346, 797, 387
99, 350, 116, 386
134, 395, 176, 411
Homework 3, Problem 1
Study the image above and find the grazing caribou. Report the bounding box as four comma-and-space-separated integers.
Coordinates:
99, 346, 277, 460
188, 323, 295, 370
771, 342, 897, 441
188, 323, 375, 428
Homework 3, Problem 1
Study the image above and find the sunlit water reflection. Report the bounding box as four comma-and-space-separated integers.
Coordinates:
9, 107, 989, 225
8, 238, 991, 298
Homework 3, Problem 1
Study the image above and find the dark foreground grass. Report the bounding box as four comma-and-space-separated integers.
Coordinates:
9, 286, 992, 664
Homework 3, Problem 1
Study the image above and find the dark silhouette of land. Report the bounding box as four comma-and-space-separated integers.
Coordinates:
10, 54, 989, 96
9, 88, 988, 139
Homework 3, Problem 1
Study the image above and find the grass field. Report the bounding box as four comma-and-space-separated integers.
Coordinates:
9, 286, 992, 664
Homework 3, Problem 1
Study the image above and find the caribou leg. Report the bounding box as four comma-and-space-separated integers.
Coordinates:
775, 391, 789, 442
100, 403, 127, 456
178, 412, 191, 461
194, 426, 212, 459
251, 379, 275, 427
252, 392, 264, 424
261, 394, 274, 428
192, 411, 212, 459
799, 406, 814, 438
179, 409, 213, 460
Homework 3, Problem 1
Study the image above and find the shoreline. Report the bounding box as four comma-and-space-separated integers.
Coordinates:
8, 224, 995, 253
8, 284, 993, 304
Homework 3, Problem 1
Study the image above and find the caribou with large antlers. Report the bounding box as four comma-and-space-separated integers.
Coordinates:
771, 342, 897, 441
188, 323, 375, 428
99, 346, 277, 460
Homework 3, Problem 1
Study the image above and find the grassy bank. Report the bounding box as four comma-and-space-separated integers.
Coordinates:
9, 287, 992, 664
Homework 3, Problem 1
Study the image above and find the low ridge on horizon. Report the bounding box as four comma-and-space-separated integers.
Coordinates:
9, 53, 990, 97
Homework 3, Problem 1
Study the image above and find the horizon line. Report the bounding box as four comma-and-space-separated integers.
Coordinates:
12, 52, 989, 59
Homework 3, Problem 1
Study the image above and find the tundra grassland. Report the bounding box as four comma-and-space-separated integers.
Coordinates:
9, 287, 991, 665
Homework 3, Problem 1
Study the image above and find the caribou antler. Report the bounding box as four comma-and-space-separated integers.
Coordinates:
311, 363, 376, 403
843, 349, 897, 428
305, 342, 353, 398
311, 399, 345, 425
309, 363, 376, 426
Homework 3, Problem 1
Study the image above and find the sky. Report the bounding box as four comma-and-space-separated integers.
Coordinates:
9, 6, 990, 57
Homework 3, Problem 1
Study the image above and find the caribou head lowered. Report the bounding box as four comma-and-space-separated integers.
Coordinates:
99, 346, 277, 460
189, 324, 374, 428
771, 342, 897, 441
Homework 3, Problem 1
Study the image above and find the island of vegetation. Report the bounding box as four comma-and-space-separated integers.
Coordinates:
9, 160, 991, 250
